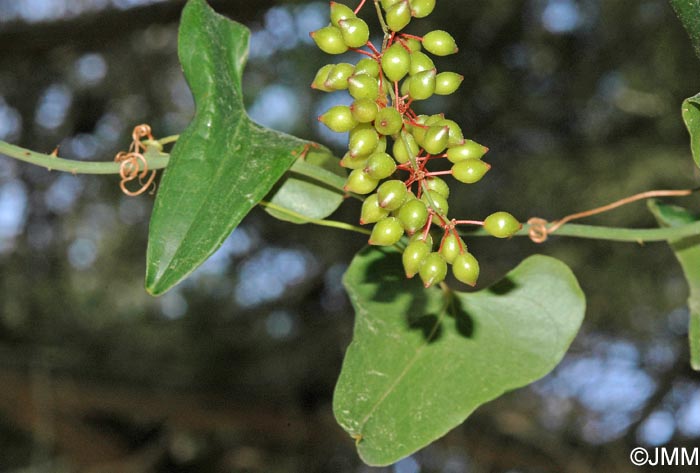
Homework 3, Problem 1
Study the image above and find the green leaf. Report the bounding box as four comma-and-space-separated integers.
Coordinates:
669, 0, 700, 61
682, 93, 700, 168
335, 248, 585, 466
146, 0, 312, 295
649, 200, 700, 370
265, 146, 347, 224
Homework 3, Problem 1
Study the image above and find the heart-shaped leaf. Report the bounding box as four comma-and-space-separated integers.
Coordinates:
335, 248, 585, 466
649, 199, 700, 370
670, 0, 700, 61
146, 0, 318, 295
265, 145, 347, 224
681, 93, 700, 169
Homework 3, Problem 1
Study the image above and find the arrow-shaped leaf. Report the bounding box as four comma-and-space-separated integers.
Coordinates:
649, 199, 700, 370
146, 0, 315, 294
335, 247, 585, 466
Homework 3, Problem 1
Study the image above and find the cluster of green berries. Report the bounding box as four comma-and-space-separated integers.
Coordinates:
311, 0, 522, 288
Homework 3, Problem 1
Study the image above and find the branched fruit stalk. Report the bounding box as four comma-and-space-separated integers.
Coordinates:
311, 0, 521, 288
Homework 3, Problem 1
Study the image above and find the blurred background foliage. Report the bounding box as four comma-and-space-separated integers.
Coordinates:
0, 0, 699, 472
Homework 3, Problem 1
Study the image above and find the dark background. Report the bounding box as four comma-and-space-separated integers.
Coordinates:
0, 0, 699, 471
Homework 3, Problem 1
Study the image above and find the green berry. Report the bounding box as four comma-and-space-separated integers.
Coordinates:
421, 190, 448, 215
409, 230, 433, 247
409, 51, 435, 75
439, 232, 465, 264
311, 26, 348, 55
409, 0, 436, 18
402, 240, 431, 278
374, 135, 388, 153
483, 211, 522, 238
452, 253, 480, 286
374, 107, 404, 136
436, 118, 464, 146
397, 198, 429, 234
355, 58, 381, 77
381, 0, 402, 10
422, 125, 450, 155
424, 113, 445, 126
424, 176, 450, 198
381, 43, 411, 82
311, 64, 334, 91
324, 63, 355, 90
386, 0, 412, 31
377, 179, 408, 211
423, 30, 458, 56
435, 72, 464, 95
451, 159, 491, 184
348, 73, 380, 100
404, 38, 422, 53
369, 217, 405, 246
350, 98, 379, 123
360, 193, 390, 224
392, 132, 419, 164
349, 126, 379, 158
340, 151, 369, 169
345, 169, 379, 194
365, 152, 396, 179
408, 68, 436, 100
338, 18, 370, 48
419, 252, 447, 288
446, 140, 488, 163
319, 105, 358, 133
330, 1, 356, 27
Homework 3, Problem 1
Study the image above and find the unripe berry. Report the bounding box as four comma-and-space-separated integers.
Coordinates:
451, 159, 491, 184
330, 1, 356, 27
319, 105, 358, 132
340, 151, 369, 169
365, 152, 396, 179
369, 216, 405, 246
392, 132, 419, 164
374, 107, 404, 136
374, 135, 388, 153
419, 252, 447, 288
422, 125, 450, 155
345, 169, 379, 194
386, 0, 412, 32
424, 113, 445, 126
404, 38, 422, 53
349, 126, 380, 158
409, 230, 433, 247
311, 64, 334, 91
324, 63, 355, 90
381, 0, 402, 10
421, 190, 448, 215
435, 72, 464, 95
348, 73, 380, 100
381, 43, 411, 82
409, 0, 436, 18
310, 26, 348, 55
439, 232, 465, 264
423, 30, 458, 56
408, 68, 437, 100
402, 240, 431, 278
424, 176, 450, 198
338, 18, 370, 48
446, 140, 488, 163
452, 252, 480, 286
409, 51, 435, 75
351, 98, 379, 123
483, 211, 522, 238
377, 179, 408, 211
360, 193, 389, 224
355, 58, 381, 77
436, 118, 464, 146
397, 198, 428, 234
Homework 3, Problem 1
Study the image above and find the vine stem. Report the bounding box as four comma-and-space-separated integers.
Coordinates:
462, 221, 700, 242
0, 139, 169, 175
259, 200, 372, 236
